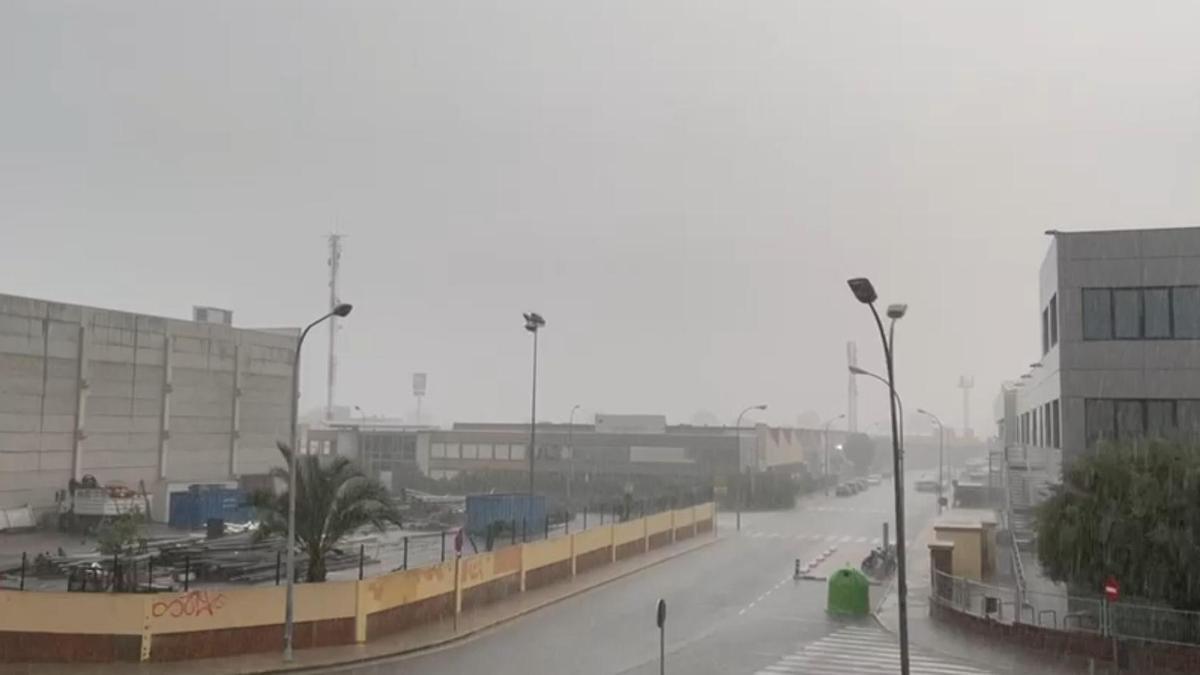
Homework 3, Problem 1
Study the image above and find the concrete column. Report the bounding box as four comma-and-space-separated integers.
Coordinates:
70, 325, 89, 480
610, 522, 617, 563
157, 336, 173, 479
670, 508, 677, 543
642, 513, 649, 552
691, 503, 697, 538
228, 344, 242, 477
569, 533, 577, 577
519, 542, 527, 592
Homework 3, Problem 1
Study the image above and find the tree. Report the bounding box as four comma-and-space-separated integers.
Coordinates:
843, 433, 876, 475
253, 442, 402, 582
1036, 440, 1200, 609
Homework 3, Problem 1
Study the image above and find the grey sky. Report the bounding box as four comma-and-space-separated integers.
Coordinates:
4, 1, 1200, 432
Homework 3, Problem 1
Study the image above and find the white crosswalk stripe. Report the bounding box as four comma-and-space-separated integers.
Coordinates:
754, 625, 992, 675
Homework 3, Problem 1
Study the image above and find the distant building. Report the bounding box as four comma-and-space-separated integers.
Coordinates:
996, 227, 1200, 468
0, 293, 296, 521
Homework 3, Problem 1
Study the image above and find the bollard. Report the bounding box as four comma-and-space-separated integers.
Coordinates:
403, 536, 409, 570
794, 559, 801, 580
19, 552, 26, 591
184, 555, 190, 592
359, 544, 365, 580
275, 551, 282, 585
441, 531, 447, 562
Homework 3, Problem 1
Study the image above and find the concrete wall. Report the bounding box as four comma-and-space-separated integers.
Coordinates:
0, 294, 295, 519
0, 502, 716, 663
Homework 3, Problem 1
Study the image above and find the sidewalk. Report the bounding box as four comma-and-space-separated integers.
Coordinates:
0, 533, 723, 675
874, 513, 1095, 675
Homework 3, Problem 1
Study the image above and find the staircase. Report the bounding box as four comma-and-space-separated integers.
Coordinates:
1004, 444, 1059, 551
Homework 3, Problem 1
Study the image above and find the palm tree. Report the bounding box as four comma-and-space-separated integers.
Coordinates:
253, 442, 402, 582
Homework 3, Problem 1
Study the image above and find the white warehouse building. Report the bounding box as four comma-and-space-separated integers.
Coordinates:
0, 293, 296, 522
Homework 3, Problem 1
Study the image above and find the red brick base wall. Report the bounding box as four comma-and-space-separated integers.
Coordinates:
575, 547, 612, 574
932, 600, 1200, 673
648, 531, 672, 551
150, 617, 354, 662
0, 632, 142, 663
614, 539, 646, 561
524, 560, 571, 591
461, 574, 521, 612
367, 592, 454, 640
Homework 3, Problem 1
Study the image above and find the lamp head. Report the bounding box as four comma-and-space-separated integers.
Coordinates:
847, 278, 878, 304
886, 303, 907, 319
523, 312, 546, 332
848, 365, 869, 376
333, 303, 353, 317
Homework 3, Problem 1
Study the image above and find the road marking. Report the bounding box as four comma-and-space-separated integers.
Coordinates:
754, 626, 993, 674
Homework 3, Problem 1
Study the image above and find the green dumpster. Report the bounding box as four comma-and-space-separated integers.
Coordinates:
826, 567, 870, 616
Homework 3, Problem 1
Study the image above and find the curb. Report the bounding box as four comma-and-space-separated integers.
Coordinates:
248, 534, 725, 674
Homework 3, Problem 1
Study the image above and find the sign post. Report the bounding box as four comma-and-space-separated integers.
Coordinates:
452, 528, 464, 632
656, 598, 667, 675
1105, 576, 1120, 667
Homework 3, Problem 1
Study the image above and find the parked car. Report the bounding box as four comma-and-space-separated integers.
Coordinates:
915, 475, 941, 493
866, 475, 882, 486
836, 483, 853, 497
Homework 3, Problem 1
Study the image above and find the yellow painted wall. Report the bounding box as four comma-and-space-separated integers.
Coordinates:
523, 535, 571, 570
612, 520, 644, 545
148, 581, 356, 635
459, 546, 521, 590
695, 502, 714, 520
934, 526, 983, 580
573, 525, 612, 554
674, 508, 694, 527
646, 511, 672, 535
360, 560, 456, 614
0, 590, 144, 635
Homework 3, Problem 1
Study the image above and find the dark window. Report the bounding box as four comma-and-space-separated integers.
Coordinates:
1051, 399, 1061, 448
1032, 411, 1039, 447
1085, 399, 1115, 449
1144, 288, 1171, 338
1146, 400, 1175, 439
1178, 400, 1200, 441
1083, 288, 1113, 340
1113, 289, 1141, 339
1174, 287, 1200, 338
1044, 402, 1052, 446
1049, 295, 1058, 346
1116, 399, 1145, 440
1041, 307, 1050, 355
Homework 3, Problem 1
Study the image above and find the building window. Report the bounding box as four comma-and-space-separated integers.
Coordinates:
1178, 401, 1200, 440
1146, 400, 1176, 438
1115, 400, 1144, 440
1032, 411, 1039, 447
1049, 295, 1058, 347
1085, 399, 1115, 449
1144, 288, 1171, 338
1083, 288, 1113, 340
1113, 289, 1141, 339
1041, 307, 1050, 355
1051, 399, 1061, 448
1174, 287, 1200, 338
510, 444, 526, 461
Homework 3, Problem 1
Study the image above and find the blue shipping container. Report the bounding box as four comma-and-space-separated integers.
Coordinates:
168, 486, 254, 530
465, 494, 546, 535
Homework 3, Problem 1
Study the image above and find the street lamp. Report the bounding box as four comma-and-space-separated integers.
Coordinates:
821, 414, 846, 495
849, 365, 905, 443
847, 276, 911, 675
284, 302, 352, 661
734, 404, 767, 531
918, 408, 946, 515
567, 403, 581, 505
523, 312, 545, 503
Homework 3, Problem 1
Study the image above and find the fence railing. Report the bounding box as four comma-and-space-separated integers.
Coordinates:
933, 569, 1200, 648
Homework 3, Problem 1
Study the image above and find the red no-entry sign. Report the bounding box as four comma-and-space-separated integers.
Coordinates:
1104, 576, 1120, 602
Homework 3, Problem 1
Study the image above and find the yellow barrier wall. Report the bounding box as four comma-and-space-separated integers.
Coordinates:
573, 525, 612, 554
612, 520, 644, 545
645, 511, 673, 535
695, 502, 714, 520
147, 581, 356, 635
522, 535, 571, 570
360, 560, 456, 615
674, 508, 694, 527
459, 546, 522, 590
0, 590, 144, 635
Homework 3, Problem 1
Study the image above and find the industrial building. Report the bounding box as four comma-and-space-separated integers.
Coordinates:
0, 293, 296, 523
996, 226, 1200, 469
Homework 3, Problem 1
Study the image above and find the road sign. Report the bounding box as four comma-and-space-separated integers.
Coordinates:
656, 598, 666, 675
1105, 576, 1120, 602
656, 599, 666, 628
454, 528, 464, 556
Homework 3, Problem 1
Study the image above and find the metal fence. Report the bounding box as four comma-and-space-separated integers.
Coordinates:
933, 569, 1200, 648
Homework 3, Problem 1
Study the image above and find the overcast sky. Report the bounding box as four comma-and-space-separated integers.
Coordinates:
4, 1, 1200, 433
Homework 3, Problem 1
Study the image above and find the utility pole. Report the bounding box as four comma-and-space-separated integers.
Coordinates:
326, 233, 345, 421
847, 341, 859, 432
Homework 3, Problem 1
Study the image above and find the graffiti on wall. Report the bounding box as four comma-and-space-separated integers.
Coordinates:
151, 590, 227, 618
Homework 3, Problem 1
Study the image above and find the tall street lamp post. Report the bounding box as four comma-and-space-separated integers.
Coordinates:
821, 414, 846, 495
734, 403, 767, 531
918, 408, 946, 515
849, 365, 905, 444
567, 403, 581, 505
523, 313, 545, 505
283, 302, 352, 661
847, 276, 910, 675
